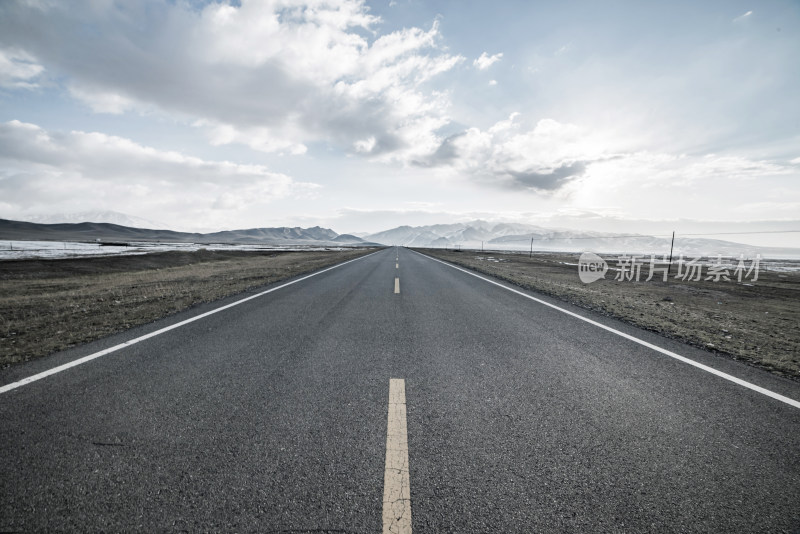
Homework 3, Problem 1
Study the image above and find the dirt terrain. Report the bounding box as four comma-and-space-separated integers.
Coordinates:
418, 248, 800, 379
0, 248, 376, 366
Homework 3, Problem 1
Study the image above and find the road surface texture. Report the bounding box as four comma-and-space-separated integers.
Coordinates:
2, 247, 799, 532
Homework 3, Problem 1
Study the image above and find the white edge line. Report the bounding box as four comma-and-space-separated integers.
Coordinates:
0, 249, 383, 395
413, 249, 800, 410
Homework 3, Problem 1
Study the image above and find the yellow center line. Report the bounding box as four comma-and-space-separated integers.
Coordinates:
383, 379, 412, 533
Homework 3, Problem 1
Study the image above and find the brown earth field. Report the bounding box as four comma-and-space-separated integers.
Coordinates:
417, 248, 800, 380
0, 248, 377, 367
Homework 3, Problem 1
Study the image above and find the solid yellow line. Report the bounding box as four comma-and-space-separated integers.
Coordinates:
383, 379, 412, 533
394, 277, 400, 294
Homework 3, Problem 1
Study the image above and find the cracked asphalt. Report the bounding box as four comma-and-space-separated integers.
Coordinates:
1, 247, 799, 532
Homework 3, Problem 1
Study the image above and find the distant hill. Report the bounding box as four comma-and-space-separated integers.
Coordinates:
366, 220, 800, 258
333, 233, 372, 244
4, 216, 796, 258
20, 210, 169, 230
0, 218, 369, 246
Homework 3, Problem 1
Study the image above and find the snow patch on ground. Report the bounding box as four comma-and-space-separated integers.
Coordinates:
0, 241, 350, 260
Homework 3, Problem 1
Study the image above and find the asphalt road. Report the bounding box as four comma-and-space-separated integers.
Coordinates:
2, 247, 799, 532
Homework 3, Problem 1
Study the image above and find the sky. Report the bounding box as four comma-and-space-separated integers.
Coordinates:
0, 0, 798, 243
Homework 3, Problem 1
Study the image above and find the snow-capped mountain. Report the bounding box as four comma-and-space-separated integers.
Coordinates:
365, 220, 800, 258
366, 221, 558, 248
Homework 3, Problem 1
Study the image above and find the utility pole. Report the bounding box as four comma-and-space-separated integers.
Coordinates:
529, 237, 534, 258
481, 241, 484, 252
667, 231, 675, 277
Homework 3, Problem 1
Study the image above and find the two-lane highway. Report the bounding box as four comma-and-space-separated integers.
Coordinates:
2, 247, 799, 532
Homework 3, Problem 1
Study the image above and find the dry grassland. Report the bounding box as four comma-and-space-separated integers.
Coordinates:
419, 248, 800, 379
0, 248, 375, 366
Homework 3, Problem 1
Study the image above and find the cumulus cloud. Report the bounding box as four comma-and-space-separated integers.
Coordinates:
473, 52, 503, 70
414, 114, 599, 191
0, 0, 463, 157
0, 120, 316, 226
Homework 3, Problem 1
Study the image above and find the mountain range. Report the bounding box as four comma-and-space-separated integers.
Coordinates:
2, 215, 798, 258
0, 218, 374, 246
364, 220, 800, 258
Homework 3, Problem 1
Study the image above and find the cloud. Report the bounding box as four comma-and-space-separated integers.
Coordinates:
506, 162, 587, 190
68, 83, 137, 115
0, 120, 317, 227
488, 79, 497, 86
0, 0, 463, 157
0, 48, 44, 89
473, 52, 503, 70
411, 112, 800, 195
683, 154, 790, 179
411, 132, 465, 167
415, 114, 598, 191
195, 120, 308, 155
733, 10, 753, 23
